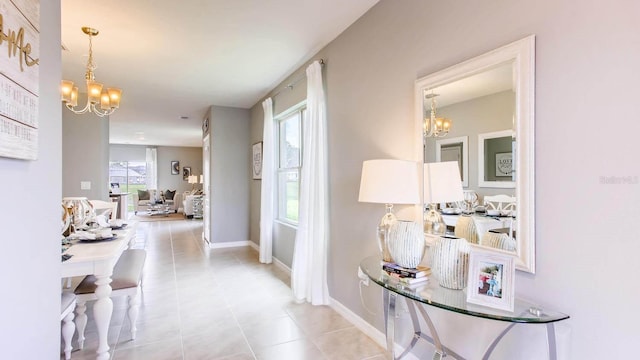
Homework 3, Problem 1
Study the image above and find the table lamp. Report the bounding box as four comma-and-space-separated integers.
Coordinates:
358, 159, 420, 262
188, 175, 198, 190
424, 161, 464, 234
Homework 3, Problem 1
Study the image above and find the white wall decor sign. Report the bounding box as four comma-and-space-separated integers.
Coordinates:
0, 0, 40, 160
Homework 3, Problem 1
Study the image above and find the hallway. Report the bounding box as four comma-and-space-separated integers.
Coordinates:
64, 219, 385, 360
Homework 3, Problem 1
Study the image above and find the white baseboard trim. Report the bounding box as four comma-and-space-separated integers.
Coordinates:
208, 240, 253, 249
329, 296, 386, 348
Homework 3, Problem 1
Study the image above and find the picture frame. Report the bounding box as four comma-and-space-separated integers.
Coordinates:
495, 152, 513, 177
252, 142, 263, 180
466, 245, 516, 312
171, 161, 180, 175
183, 166, 191, 181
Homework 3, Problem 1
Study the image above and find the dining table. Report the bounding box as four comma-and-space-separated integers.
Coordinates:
441, 212, 514, 240
61, 222, 137, 360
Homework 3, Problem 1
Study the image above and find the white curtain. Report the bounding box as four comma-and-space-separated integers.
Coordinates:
145, 147, 158, 197
291, 61, 330, 305
259, 98, 274, 264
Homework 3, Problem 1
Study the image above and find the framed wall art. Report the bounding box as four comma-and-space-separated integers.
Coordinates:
171, 161, 179, 175
466, 245, 516, 312
252, 142, 263, 180
183, 166, 191, 181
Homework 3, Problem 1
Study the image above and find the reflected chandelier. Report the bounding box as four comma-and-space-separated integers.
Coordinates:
423, 93, 451, 138
60, 27, 122, 117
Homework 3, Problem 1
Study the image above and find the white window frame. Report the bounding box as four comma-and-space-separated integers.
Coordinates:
275, 101, 306, 225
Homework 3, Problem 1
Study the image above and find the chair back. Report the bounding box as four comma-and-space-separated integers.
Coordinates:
89, 199, 118, 220
483, 194, 516, 212
454, 216, 478, 244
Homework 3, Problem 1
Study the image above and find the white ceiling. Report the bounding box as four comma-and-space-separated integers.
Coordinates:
61, 0, 379, 147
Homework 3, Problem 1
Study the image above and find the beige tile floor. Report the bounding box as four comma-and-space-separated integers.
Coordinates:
62, 219, 386, 360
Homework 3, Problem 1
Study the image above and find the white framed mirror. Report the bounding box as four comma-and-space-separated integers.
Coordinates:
478, 130, 515, 188
416, 35, 535, 273
435, 136, 469, 188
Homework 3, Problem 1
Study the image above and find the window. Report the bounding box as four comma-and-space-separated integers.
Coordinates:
109, 161, 146, 210
276, 105, 305, 224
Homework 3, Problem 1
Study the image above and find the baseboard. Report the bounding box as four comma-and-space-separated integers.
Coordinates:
208, 240, 253, 249
329, 297, 420, 360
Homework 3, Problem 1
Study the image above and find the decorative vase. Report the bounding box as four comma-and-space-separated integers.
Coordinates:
387, 221, 425, 268
431, 236, 471, 289
62, 197, 93, 231
61, 203, 72, 236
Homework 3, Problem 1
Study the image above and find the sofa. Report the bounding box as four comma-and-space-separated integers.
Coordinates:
132, 189, 182, 214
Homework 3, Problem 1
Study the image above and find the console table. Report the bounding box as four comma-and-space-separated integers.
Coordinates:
359, 256, 569, 360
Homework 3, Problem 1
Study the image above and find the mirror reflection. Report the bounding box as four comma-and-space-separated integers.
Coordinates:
415, 35, 535, 273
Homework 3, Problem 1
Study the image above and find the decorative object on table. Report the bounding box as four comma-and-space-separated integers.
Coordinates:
358, 159, 421, 262
182, 166, 191, 181
387, 220, 425, 269
252, 142, 263, 180
430, 235, 471, 290
466, 245, 516, 311
60, 27, 122, 117
62, 197, 93, 232
454, 216, 479, 244
422, 92, 451, 138
382, 262, 431, 279
383, 271, 429, 288
61, 203, 72, 236
171, 161, 180, 175
423, 161, 464, 235
462, 190, 478, 214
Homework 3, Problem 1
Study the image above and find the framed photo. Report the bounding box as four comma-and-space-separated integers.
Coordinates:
495, 152, 513, 177
466, 245, 515, 312
171, 161, 180, 175
252, 142, 263, 180
183, 166, 191, 181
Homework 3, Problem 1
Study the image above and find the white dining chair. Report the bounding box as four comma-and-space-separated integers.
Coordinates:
483, 194, 516, 213
454, 216, 479, 244
61, 292, 76, 360
88, 199, 118, 220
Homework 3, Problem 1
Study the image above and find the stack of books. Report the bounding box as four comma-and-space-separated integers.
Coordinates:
382, 262, 431, 288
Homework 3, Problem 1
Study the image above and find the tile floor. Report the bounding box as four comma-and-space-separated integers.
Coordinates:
62, 219, 386, 360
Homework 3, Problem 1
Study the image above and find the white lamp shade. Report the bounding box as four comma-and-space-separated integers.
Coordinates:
188, 175, 198, 184
358, 159, 420, 204
424, 161, 464, 203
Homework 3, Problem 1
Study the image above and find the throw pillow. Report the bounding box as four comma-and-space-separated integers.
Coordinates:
164, 189, 176, 200
138, 189, 150, 201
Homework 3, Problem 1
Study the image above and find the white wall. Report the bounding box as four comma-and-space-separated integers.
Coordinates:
250, 0, 640, 358
0, 1, 61, 357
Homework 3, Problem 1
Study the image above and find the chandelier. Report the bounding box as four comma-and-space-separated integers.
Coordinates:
60, 27, 122, 117
423, 93, 451, 138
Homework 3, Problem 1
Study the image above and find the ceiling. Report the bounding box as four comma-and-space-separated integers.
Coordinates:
61, 0, 379, 147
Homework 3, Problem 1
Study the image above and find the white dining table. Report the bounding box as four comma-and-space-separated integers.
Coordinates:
441, 213, 513, 240
61, 223, 136, 360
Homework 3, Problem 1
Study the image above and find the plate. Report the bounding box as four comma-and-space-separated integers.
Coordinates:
441, 208, 462, 215
110, 223, 128, 230
79, 234, 118, 242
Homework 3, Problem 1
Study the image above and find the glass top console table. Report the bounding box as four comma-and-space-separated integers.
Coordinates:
359, 256, 569, 360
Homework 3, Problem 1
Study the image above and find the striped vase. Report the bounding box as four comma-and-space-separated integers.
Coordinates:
387, 221, 425, 269
431, 236, 471, 290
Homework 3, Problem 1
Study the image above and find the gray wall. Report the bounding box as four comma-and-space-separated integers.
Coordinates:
158, 146, 203, 192
0, 0, 61, 357
249, 0, 640, 358
62, 110, 110, 200
109, 144, 202, 194
210, 106, 250, 244
426, 90, 516, 198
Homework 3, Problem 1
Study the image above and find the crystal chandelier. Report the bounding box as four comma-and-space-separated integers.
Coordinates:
423, 93, 451, 138
60, 27, 122, 117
